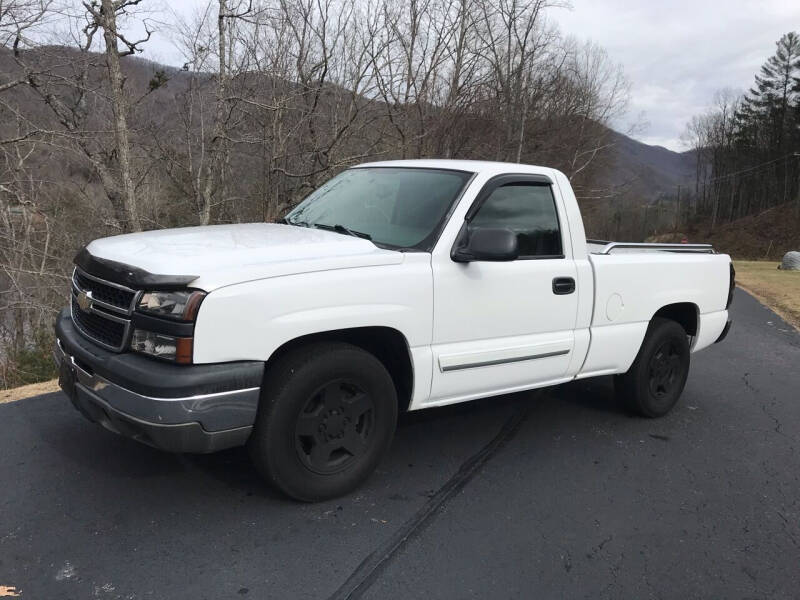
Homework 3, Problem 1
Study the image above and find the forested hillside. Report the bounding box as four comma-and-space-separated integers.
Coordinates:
0, 0, 634, 386
593, 31, 800, 258
680, 31, 800, 254
1, 0, 779, 388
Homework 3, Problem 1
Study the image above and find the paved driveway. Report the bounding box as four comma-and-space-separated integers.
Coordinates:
1, 289, 799, 599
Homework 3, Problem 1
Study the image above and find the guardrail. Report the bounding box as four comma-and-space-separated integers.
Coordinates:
587, 239, 715, 255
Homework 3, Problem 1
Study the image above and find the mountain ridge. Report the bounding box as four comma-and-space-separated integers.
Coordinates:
0, 46, 696, 206
602, 129, 695, 200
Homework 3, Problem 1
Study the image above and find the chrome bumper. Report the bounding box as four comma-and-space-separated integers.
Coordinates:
54, 339, 260, 453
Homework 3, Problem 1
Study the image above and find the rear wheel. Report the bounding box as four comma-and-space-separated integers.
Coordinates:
614, 317, 690, 418
248, 342, 398, 501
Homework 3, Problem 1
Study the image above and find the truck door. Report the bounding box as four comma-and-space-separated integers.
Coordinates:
428, 174, 579, 405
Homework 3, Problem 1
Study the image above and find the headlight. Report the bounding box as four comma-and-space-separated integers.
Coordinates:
131, 330, 193, 364
137, 290, 206, 321
132, 289, 205, 363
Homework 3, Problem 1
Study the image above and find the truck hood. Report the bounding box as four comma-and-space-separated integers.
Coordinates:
84, 223, 404, 291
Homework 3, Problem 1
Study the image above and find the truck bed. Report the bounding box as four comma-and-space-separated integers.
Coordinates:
577, 239, 731, 380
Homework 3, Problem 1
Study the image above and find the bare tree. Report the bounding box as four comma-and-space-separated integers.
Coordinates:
160, 0, 252, 224
563, 40, 628, 180
82, 0, 154, 232
9, 0, 155, 232
1, 0, 640, 386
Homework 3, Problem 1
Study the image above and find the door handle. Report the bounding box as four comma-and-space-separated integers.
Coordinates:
552, 277, 575, 295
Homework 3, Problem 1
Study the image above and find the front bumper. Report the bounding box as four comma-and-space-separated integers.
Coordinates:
54, 309, 264, 453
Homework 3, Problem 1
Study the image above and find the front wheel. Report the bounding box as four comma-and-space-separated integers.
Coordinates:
614, 317, 691, 418
248, 342, 398, 501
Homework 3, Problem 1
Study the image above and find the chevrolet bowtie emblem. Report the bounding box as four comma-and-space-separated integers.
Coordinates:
77, 290, 93, 312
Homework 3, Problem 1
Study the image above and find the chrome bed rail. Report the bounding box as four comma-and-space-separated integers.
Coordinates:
587, 239, 715, 255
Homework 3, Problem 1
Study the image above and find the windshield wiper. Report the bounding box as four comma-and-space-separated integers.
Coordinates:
284, 218, 312, 228
313, 223, 372, 240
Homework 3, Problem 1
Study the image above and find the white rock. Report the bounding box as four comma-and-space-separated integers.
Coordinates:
780, 251, 800, 270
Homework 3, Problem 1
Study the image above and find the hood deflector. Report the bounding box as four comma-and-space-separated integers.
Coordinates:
74, 247, 198, 290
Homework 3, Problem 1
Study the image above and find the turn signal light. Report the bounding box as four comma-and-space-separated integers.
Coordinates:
131, 329, 194, 364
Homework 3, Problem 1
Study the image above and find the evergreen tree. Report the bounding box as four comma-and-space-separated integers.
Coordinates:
737, 32, 800, 152
687, 32, 800, 229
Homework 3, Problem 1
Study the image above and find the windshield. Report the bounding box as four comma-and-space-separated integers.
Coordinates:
284, 167, 473, 250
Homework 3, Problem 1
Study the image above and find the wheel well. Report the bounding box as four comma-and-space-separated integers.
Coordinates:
652, 303, 698, 336
265, 327, 414, 412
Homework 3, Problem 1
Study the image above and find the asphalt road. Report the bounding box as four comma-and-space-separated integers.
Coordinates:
2, 289, 799, 599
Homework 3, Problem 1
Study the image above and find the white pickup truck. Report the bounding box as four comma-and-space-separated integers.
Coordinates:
55, 159, 734, 500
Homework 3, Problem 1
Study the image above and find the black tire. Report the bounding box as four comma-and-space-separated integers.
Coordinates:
614, 317, 690, 418
248, 342, 398, 501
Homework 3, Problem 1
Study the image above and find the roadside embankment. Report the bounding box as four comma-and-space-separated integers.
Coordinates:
734, 260, 800, 330
1, 379, 59, 404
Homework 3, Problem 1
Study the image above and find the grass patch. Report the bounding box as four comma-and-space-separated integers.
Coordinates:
0, 378, 59, 403
734, 261, 800, 330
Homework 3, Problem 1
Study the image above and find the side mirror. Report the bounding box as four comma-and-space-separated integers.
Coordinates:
452, 227, 519, 262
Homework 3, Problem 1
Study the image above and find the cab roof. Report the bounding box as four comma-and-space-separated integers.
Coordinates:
354, 159, 561, 179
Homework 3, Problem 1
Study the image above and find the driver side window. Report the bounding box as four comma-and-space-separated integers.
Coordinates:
471, 183, 563, 258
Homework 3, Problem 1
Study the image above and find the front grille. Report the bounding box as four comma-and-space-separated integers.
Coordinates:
71, 268, 139, 352
71, 295, 127, 349
73, 270, 136, 313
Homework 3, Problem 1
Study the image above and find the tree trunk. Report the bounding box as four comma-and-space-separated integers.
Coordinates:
100, 0, 141, 232
199, 0, 232, 226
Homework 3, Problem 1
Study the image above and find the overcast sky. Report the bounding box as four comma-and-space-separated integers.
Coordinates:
140, 0, 800, 152
554, 0, 800, 150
